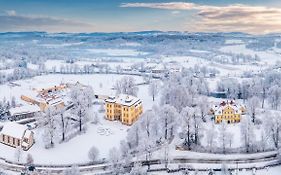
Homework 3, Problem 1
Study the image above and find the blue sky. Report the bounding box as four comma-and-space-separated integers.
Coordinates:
0, 0, 281, 33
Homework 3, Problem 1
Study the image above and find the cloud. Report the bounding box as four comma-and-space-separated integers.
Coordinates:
120, 2, 281, 34
120, 2, 197, 10
0, 10, 95, 32
5, 10, 16, 16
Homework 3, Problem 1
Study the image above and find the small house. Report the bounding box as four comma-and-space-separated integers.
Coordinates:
0, 122, 34, 151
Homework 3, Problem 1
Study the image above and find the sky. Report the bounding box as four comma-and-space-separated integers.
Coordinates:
0, 0, 281, 34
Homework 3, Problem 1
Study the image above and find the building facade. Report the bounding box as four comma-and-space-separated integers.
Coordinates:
105, 94, 143, 125
20, 84, 67, 111
210, 100, 245, 124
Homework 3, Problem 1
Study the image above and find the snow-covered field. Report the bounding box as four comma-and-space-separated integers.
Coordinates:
220, 44, 281, 66
1, 32, 281, 174
87, 48, 148, 56
0, 111, 129, 164
0, 74, 145, 102
0, 73, 159, 165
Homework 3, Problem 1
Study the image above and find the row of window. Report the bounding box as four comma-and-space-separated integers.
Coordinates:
122, 119, 131, 124
216, 119, 240, 123
217, 115, 240, 119
2, 135, 20, 146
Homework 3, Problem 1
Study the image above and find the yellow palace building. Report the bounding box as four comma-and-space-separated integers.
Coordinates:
105, 94, 143, 125
210, 100, 245, 124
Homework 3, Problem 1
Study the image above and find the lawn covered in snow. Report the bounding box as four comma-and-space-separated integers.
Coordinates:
0, 73, 160, 165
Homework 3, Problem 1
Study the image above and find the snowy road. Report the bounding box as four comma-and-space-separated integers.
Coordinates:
0, 151, 279, 174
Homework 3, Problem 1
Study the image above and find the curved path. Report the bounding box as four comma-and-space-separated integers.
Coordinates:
0, 151, 279, 174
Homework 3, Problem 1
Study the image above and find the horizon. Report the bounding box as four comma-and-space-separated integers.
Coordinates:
1, 0, 281, 34
0, 30, 279, 36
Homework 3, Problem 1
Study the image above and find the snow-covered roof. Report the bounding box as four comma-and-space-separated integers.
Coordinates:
0, 122, 28, 139
106, 94, 141, 107
213, 102, 242, 116
152, 64, 165, 71
9, 105, 40, 116
47, 97, 64, 106
23, 130, 33, 139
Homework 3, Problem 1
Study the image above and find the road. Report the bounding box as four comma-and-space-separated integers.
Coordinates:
0, 151, 279, 174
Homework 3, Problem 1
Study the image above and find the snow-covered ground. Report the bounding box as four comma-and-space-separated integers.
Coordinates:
87, 48, 148, 57
220, 44, 281, 66
148, 166, 281, 175
0, 110, 129, 164
0, 73, 160, 165
0, 74, 144, 102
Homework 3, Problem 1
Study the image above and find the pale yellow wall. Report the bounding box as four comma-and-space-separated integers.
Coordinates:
215, 106, 241, 124
105, 101, 143, 125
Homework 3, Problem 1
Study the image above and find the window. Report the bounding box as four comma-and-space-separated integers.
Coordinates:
24, 138, 28, 143
13, 138, 15, 145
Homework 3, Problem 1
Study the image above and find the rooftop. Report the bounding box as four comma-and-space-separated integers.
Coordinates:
0, 122, 28, 139
106, 94, 141, 107
9, 105, 41, 116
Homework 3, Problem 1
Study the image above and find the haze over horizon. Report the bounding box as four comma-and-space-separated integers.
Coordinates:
1, 0, 281, 34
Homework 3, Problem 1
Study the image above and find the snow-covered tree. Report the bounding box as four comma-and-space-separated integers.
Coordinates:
58, 109, 70, 142
92, 112, 99, 124
161, 84, 191, 112
26, 153, 34, 166
11, 96, 16, 108
115, 76, 139, 96
159, 105, 179, 141
128, 162, 146, 175
88, 146, 99, 162
247, 96, 260, 123
240, 115, 256, 152
206, 123, 218, 152
63, 165, 80, 175
108, 147, 124, 175
264, 111, 281, 149
241, 80, 251, 102
217, 78, 240, 99
14, 146, 22, 162
70, 84, 93, 132
148, 80, 160, 101
268, 85, 281, 109
196, 96, 209, 121
41, 107, 57, 148
138, 110, 157, 169
180, 106, 195, 150
219, 121, 228, 154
